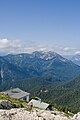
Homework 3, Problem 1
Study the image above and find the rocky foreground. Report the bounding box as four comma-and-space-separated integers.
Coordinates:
0, 99, 80, 120
0, 108, 80, 120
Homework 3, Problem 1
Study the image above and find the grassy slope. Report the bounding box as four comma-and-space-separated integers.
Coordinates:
0, 93, 27, 108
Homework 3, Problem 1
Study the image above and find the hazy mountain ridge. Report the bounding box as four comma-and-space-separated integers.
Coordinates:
64, 54, 80, 66
70, 54, 80, 66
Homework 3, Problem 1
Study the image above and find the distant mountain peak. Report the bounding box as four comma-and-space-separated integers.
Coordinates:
69, 54, 80, 66
32, 51, 60, 60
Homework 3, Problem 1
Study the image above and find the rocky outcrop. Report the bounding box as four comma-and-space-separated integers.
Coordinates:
72, 112, 80, 120
0, 108, 72, 120
0, 100, 15, 109
0, 106, 80, 120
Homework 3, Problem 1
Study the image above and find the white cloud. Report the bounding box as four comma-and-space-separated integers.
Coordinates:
0, 38, 33, 54
0, 38, 80, 55
63, 47, 70, 51
75, 51, 80, 54
0, 38, 50, 55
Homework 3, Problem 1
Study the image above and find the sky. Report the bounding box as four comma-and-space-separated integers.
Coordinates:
0, 0, 80, 55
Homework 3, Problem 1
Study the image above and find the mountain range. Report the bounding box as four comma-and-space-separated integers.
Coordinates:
0, 51, 80, 113
0, 51, 80, 89
70, 54, 80, 66
64, 54, 80, 66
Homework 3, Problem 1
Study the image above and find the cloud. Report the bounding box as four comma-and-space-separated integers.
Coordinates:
62, 47, 80, 55
63, 47, 71, 51
0, 38, 80, 55
61, 47, 80, 55
0, 38, 51, 55
0, 38, 33, 54
50, 46, 80, 55
74, 51, 80, 54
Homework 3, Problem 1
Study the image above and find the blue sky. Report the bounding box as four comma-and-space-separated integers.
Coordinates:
0, 0, 80, 55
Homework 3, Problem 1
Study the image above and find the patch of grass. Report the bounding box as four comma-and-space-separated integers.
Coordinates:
64, 112, 74, 118
25, 107, 32, 112
0, 93, 28, 108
